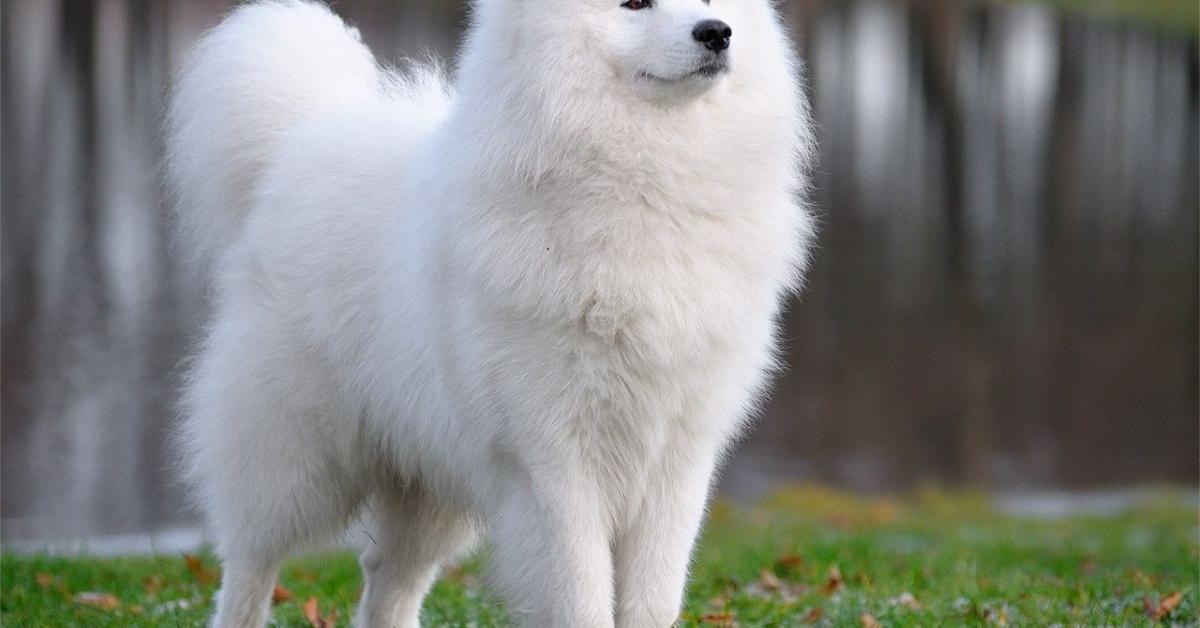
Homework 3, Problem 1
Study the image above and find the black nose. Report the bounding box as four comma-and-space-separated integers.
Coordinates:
692, 19, 732, 52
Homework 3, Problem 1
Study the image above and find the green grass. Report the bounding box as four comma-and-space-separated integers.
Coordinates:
3, 488, 1197, 626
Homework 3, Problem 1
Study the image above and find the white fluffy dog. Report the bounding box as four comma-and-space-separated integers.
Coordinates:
167, 0, 814, 626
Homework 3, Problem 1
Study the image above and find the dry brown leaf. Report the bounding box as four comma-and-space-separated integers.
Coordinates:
983, 607, 1009, 626
303, 598, 322, 626
1159, 591, 1183, 615
758, 569, 782, 592
892, 592, 922, 610
442, 567, 478, 588
444, 566, 468, 584
821, 565, 845, 594
699, 611, 736, 626
774, 553, 804, 577
272, 584, 294, 605
861, 613, 882, 628
287, 567, 319, 584
74, 592, 120, 611
35, 573, 54, 589
142, 576, 163, 596
776, 554, 804, 568
184, 554, 219, 585
1148, 591, 1183, 621
303, 596, 337, 628
744, 568, 807, 601
802, 607, 824, 623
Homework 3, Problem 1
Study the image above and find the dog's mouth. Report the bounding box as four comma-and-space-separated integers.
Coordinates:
689, 61, 728, 78
639, 59, 729, 84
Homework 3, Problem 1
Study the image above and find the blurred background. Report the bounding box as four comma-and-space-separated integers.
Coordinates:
1, 0, 1196, 545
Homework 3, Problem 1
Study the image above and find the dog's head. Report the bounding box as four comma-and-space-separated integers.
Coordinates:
468, 0, 788, 107
594, 0, 737, 103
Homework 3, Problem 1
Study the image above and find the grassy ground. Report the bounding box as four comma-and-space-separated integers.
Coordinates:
2, 488, 1196, 626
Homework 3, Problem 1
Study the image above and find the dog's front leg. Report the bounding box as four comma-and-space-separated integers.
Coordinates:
614, 438, 720, 628
486, 461, 615, 628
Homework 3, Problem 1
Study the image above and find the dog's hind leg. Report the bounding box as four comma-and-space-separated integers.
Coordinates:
199, 402, 362, 628
354, 487, 478, 628
184, 317, 364, 628
209, 452, 360, 628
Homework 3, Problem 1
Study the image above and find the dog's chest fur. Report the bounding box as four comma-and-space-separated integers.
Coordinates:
459, 174, 792, 373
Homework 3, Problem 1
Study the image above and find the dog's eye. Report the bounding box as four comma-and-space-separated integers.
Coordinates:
621, 0, 652, 10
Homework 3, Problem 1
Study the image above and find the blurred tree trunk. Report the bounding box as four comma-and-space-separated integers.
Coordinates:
913, 0, 988, 484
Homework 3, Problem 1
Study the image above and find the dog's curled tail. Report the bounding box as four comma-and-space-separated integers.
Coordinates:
166, 0, 379, 269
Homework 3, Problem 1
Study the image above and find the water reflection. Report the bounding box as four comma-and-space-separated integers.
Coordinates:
1, 1, 1196, 540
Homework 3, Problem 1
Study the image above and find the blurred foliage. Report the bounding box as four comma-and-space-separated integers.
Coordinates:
1029, 0, 1199, 35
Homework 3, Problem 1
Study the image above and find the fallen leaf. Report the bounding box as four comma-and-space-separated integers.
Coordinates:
35, 573, 54, 589
891, 591, 922, 610
777, 553, 804, 567
774, 553, 804, 577
442, 567, 478, 588
303, 598, 321, 625
272, 584, 294, 605
143, 576, 163, 596
184, 554, 219, 585
803, 607, 824, 623
184, 554, 203, 574
699, 611, 736, 626
287, 566, 320, 583
1148, 591, 1183, 621
861, 613, 881, 628
821, 565, 845, 594
744, 568, 806, 601
758, 569, 782, 592
303, 596, 337, 628
74, 592, 120, 611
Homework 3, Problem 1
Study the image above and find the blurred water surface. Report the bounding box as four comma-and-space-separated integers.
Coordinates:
2, 0, 1197, 540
